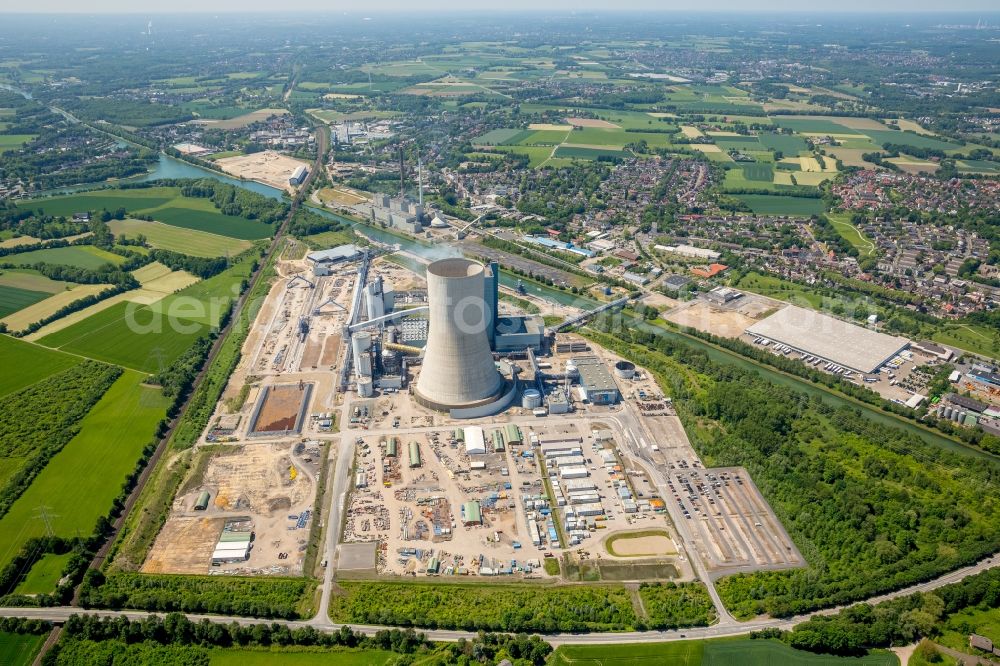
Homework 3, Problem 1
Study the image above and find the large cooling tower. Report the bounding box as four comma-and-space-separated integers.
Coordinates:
415, 258, 504, 411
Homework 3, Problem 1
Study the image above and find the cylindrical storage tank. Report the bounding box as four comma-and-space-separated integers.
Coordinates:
352, 331, 373, 358
954, 410, 965, 423
358, 378, 374, 397
522, 389, 542, 409
415, 258, 504, 411
614, 360, 636, 379
944, 407, 953, 420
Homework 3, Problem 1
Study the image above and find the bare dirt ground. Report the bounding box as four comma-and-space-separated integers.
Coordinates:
252, 384, 309, 433
142, 516, 225, 574
192, 108, 288, 131
145, 442, 320, 576
216, 151, 311, 193
665, 302, 756, 338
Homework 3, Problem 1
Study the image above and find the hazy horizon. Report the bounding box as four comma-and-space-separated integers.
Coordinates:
3, 3, 1000, 14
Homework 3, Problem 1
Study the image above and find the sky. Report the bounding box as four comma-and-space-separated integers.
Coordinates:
4, 1, 1000, 12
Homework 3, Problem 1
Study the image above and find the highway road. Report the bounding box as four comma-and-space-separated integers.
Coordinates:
3, 553, 999, 646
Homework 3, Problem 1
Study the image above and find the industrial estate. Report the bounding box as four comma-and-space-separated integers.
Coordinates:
1, 9, 1000, 666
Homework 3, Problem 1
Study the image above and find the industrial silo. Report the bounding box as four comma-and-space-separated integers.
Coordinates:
415, 258, 504, 411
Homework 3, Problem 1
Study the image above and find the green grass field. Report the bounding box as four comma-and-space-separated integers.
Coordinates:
133, 198, 273, 241
864, 129, 959, 151
931, 323, 1000, 360
0, 269, 74, 294
14, 551, 72, 595
0, 370, 169, 571
0, 285, 51, 318
554, 145, 629, 160
23, 188, 177, 217
0, 632, 46, 666
209, 648, 399, 665
773, 118, 862, 135
550, 639, 897, 666
38, 300, 207, 373
735, 271, 826, 309
740, 163, 774, 182
759, 132, 810, 155
826, 213, 876, 258
37, 255, 251, 371
107, 219, 253, 257
473, 128, 532, 145
21, 188, 273, 241
0, 335, 80, 398
957, 159, 1000, 174
735, 194, 825, 216
3, 246, 125, 270
0, 135, 36, 153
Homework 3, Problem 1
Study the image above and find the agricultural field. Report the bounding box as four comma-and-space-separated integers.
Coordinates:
549, 638, 898, 666
0, 134, 35, 153
472, 128, 531, 146
31, 252, 251, 365
0, 335, 80, 398
2, 245, 124, 270
734, 194, 825, 216
37, 297, 206, 373
0, 284, 50, 318
107, 219, 253, 257
0, 369, 170, 571
21, 188, 274, 240
0, 632, 46, 666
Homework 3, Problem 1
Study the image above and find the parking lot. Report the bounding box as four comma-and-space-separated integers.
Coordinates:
666, 466, 802, 574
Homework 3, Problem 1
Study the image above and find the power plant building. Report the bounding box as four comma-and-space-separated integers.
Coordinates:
573, 356, 621, 405
307, 244, 363, 276
415, 259, 505, 411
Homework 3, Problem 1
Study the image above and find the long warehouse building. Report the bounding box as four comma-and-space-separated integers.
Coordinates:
746, 305, 910, 374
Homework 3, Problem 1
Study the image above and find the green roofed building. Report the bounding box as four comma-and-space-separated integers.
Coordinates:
504, 424, 522, 445
462, 500, 482, 525
409, 440, 421, 468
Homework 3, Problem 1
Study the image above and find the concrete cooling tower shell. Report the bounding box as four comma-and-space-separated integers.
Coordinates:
415, 258, 504, 411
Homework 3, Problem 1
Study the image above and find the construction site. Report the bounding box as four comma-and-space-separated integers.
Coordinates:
138, 235, 806, 588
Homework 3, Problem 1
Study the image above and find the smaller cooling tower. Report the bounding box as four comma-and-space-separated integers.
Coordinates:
415, 258, 504, 411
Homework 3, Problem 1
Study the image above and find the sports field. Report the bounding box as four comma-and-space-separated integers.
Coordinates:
549, 639, 897, 666
0, 335, 80, 398
107, 219, 253, 257
0, 370, 170, 571
3, 245, 125, 270
735, 195, 825, 216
